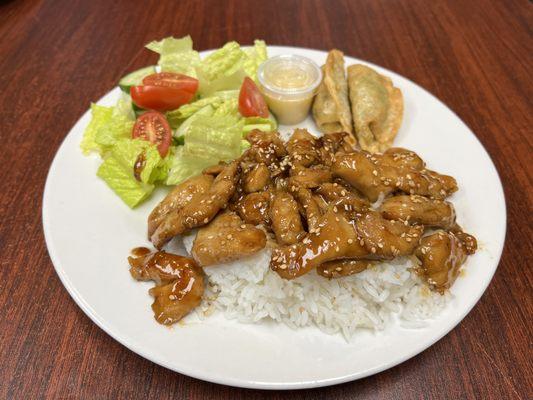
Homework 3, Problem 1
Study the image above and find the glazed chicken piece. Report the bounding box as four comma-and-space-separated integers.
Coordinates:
356, 211, 424, 259
242, 163, 270, 193
235, 191, 271, 226
450, 224, 478, 254
315, 182, 370, 213
151, 161, 240, 249
286, 128, 319, 167
317, 259, 372, 278
291, 187, 322, 231
191, 212, 266, 266
288, 165, 332, 189
318, 131, 358, 162
414, 231, 468, 292
380, 148, 425, 170
244, 130, 286, 166
332, 150, 458, 202
128, 248, 204, 325
202, 163, 226, 176
271, 210, 367, 279
380, 195, 456, 229
147, 175, 214, 238
271, 209, 423, 279
269, 190, 305, 245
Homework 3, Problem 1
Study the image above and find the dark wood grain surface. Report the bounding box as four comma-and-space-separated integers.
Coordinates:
1, 0, 531, 398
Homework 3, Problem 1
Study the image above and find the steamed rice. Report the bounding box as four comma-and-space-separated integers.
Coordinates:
174, 232, 449, 340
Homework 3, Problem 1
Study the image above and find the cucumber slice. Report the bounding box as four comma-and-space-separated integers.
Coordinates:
119, 66, 156, 93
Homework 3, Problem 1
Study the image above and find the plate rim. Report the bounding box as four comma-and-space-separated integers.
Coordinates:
42, 45, 507, 389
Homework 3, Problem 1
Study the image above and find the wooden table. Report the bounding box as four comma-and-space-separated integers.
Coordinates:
1, 0, 531, 398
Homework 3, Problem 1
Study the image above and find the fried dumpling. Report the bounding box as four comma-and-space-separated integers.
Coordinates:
347, 64, 403, 153
312, 50, 354, 137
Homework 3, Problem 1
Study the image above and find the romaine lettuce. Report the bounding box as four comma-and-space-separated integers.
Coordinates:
97, 139, 169, 208
165, 147, 216, 185
166, 97, 221, 128
146, 36, 200, 77
80, 103, 134, 155
243, 115, 277, 134
166, 115, 244, 184
243, 40, 268, 80
198, 41, 244, 82
80, 104, 114, 155
213, 98, 238, 117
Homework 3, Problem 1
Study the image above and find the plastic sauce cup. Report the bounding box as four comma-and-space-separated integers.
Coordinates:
257, 55, 322, 125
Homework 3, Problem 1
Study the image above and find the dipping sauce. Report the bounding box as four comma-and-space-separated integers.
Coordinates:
258, 55, 322, 125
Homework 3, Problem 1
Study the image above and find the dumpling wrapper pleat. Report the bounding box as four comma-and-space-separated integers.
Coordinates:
347, 64, 403, 153
312, 50, 354, 144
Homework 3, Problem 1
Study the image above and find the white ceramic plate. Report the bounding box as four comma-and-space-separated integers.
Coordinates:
43, 47, 506, 389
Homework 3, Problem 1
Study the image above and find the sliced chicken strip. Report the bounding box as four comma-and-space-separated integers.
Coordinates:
270, 210, 367, 279
450, 224, 478, 254
315, 182, 370, 213
192, 212, 266, 266
291, 187, 322, 231
414, 230, 467, 293
269, 190, 305, 245
271, 209, 422, 279
288, 165, 332, 189
242, 163, 270, 193
148, 174, 214, 238
381, 148, 425, 170
355, 211, 424, 259
317, 259, 372, 278
235, 191, 271, 226
380, 195, 456, 229
318, 131, 358, 166
202, 163, 225, 176
286, 128, 319, 167
332, 151, 458, 201
128, 248, 204, 325
244, 129, 286, 166
151, 161, 240, 249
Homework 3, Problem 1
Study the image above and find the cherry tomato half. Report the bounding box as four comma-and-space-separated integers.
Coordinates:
238, 77, 268, 118
142, 72, 199, 94
130, 85, 195, 112
132, 111, 172, 157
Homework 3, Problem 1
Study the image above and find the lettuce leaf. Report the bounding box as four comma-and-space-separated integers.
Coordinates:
80, 104, 114, 155
80, 96, 137, 156
166, 90, 240, 129
146, 36, 200, 77
166, 97, 221, 128
93, 114, 134, 151
97, 139, 169, 208
196, 40, 267, 96
166, 147, 216, 185
243, 40, 268, 80
242, 115, 277, 134
197, 42, 244, 82
185, 115, 243, 160
166, 115, 244, 185
174, 104, 215, 138
213, 98, 238, 117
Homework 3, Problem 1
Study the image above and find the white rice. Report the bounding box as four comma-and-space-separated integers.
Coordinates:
177, 232, 449, 340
